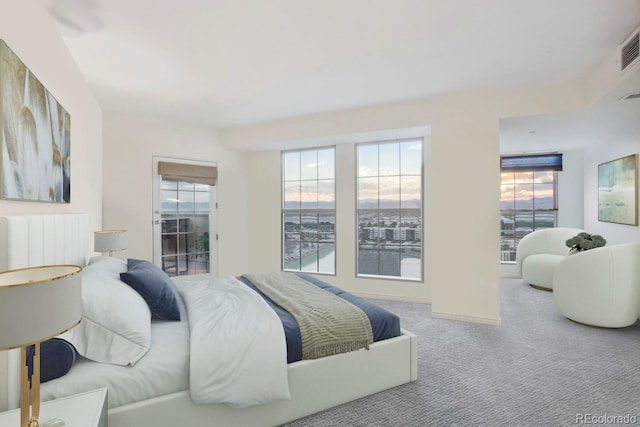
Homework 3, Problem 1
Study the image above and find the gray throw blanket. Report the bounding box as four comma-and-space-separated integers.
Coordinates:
243, 272, 374, 360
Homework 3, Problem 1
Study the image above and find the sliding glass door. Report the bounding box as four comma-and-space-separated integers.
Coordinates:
152, 156, 217, 277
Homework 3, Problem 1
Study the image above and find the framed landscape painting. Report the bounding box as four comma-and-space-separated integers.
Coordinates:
598, 154, 637, 225
0, 39, 71, 203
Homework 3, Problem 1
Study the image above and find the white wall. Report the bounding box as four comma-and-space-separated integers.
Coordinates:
557, 150, 585, 228
224, 82, 587, 325
0, 0, 102, 412
102, 110, 249, 277
582, 34, 640, 243
584, 128, 640, 245
0, 0, 102, 233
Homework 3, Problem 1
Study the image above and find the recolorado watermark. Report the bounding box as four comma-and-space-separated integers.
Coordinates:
576, 414, 638, 425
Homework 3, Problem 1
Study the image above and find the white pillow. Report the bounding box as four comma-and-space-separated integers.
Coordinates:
60, 257, 152, 366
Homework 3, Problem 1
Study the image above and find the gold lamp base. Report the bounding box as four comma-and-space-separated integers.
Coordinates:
0, 265, 82, 427
21, 344, 40, 427
21, 344, 68, 427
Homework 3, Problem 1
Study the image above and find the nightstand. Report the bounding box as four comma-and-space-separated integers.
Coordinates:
0, 387, 107, 427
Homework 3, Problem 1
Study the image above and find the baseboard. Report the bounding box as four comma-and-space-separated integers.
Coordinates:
432, 311, 502, 326
352, 291, 431, 304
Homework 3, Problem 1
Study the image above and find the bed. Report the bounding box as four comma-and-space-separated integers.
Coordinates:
0, 213, 418, 427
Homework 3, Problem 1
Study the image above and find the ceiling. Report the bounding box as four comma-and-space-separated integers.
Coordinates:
500, 65, 640, 154
43, 0, 640, 150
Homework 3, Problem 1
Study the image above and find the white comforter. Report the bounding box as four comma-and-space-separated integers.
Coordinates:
178, 276, 291, 408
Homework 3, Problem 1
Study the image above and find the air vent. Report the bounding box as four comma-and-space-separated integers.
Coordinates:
621, 31, 639, 71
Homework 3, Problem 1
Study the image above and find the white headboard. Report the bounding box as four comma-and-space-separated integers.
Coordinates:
0, 213, 89, 411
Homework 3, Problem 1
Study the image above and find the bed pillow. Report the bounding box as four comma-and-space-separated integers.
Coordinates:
120, 259, 181, 321
59, 260, 152, 366
26, 338, 77, 383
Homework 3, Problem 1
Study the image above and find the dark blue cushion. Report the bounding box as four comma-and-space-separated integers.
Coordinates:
27, 338, 77, 383
120, 259, 181, 321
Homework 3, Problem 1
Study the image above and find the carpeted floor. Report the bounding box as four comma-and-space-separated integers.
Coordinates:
282, 279, 640, 427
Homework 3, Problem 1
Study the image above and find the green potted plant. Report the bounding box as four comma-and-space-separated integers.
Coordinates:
565, 232, 606, 254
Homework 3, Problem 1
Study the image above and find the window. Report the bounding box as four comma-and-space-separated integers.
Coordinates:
154, 158, 216, 277
282, 148, 336, 274
500, 154, 561, 262
357, 139, 422, 280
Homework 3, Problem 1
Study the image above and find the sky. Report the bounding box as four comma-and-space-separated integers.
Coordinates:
283, 140, 423, 209
500, 171, 555, 206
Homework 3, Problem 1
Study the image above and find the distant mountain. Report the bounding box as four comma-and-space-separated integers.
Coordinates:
283, 199, 421, 210
500, 196, 554, 210
284, 201, 336, 209
358, 199, 422, 209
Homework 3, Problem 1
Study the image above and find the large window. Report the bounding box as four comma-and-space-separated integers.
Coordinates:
500, 154, 561, 262
357, 139, 422, 280
282, 148, 336, 274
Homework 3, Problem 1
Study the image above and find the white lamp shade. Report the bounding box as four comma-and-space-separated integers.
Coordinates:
0, 265, 82, 350
94, 230, 127, 253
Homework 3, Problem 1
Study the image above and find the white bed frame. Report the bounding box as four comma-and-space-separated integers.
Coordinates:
0, 214, 418, 427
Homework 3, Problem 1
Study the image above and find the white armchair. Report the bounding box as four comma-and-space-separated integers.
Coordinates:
516, 227, 585, 290
553, 243, 640, 328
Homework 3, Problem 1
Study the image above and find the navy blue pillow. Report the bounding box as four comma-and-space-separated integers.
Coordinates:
27, 338, 77, 383
120, 259, 181, 321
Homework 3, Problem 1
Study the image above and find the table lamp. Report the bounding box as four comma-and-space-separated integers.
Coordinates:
0, 265, 82, 427
94, 229, 127, 256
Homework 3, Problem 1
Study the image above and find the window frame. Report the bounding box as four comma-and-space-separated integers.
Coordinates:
500, 166, 559, 263
281, 146, 336, 275
355, 138, 424, 282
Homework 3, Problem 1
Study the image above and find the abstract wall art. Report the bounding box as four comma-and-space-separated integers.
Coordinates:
0, 39, 71, 203
598, 154, 637, 226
